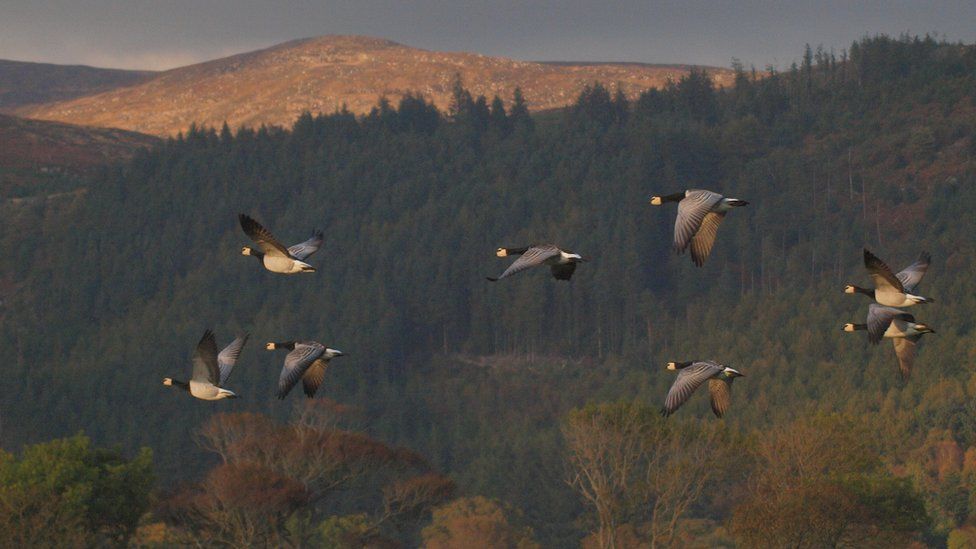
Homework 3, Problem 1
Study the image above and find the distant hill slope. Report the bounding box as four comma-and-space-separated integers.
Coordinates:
0, 59, 153, 112
17, 35, 734, 137
0, 114, 159, 172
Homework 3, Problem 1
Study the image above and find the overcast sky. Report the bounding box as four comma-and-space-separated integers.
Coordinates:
2, 1, 975, 71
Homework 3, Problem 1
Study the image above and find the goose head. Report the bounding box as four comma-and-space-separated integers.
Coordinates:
496, 247, 509, 257
162, 377, 174, 386
844, 284, 856, 294
843, 323, 858, 332
241, 246, 253, 256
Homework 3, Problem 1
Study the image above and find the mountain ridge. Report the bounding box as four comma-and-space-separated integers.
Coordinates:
16, 34, 734, 137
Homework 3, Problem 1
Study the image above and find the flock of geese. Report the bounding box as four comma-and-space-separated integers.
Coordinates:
162, 190, 935, 421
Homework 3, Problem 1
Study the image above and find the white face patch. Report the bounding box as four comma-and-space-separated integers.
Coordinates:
667, 362, 677, 370
650, 197, 663, 205
496, 248, 508, 257
265, 342, 275, 350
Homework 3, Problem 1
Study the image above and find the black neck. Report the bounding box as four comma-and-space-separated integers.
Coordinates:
171, 379, 190, 392
672, 360, 694, 369
274, 341, 296, 350
504, 246, 530, 256
853, 286, 875, 298
662, 192, 686, 202
851, 323, 867, 330
251, 249, 265, 260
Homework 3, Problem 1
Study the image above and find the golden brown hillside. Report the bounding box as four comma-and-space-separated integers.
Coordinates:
18, 35, 734, 137
0, 114, 158, 172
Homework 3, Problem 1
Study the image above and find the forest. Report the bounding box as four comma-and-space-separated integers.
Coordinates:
2, 34, 976, 546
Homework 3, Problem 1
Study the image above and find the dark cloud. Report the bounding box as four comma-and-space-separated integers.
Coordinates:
1, 0, 974, 70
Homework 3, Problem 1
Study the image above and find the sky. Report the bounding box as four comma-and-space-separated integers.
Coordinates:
2, 1, 975, 71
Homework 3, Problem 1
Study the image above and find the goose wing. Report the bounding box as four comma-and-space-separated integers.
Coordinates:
863, 249, 905, 293
217, 333, 249, 386
866, 304, 915, 344
896, 252, 930, 293
892, 336, 920, 380
661, 361, 723, 416
302, 358, 329, 398
674, 190, 722, 254
239, 214, 291, 258
288, 230, 324, 261
191, 329, 220, 385
708, 378, 734, 418
689, 212, 725, 267
490, 244, 560, 281
277, 342, 326, 399
550, 262, 578, 280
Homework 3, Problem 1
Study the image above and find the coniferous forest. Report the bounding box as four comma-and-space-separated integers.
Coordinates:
4, 35, 976, 546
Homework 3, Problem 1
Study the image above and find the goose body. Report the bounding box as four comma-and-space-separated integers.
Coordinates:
239, 214, 322, 274
844, 304, 935, 379
488, 244, 587, 281
661, 360, 744, 418
163, 330, 248, 400
849, 249, 934, 307
266, 340, 345, 399
650, 189, 748, 267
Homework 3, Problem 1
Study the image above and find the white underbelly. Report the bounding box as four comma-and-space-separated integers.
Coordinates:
875, 291, 912, 307
189, 380, 220, 400
263, 256, 299, 273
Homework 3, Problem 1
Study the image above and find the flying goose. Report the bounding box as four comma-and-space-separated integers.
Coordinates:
650, 189, 748, 267
661, 360, 744, 418
163, 330, 248, 400
487, 244, 587, 281
266, 340, 345, 399
849, 249, 934, 307
239, 213, 323, 274
843, 303, 935, 379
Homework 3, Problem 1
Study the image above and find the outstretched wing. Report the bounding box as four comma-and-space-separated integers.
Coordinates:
689, 212, 726, 267
892, 336, 920, 380
661, 361, 723, 417
708, 378, 734, 418
866, 304, 915, 344
192, 329, 220, 385
288, 230, 324, 261
864, 249, 905, 293
217, 333, 249, 386
490, 244, 560, 281
302, 358, 329, 398
277, 342, 326, 399
239, 214, 291, 258
896, 252, 930, 294
674, 190, 722, 254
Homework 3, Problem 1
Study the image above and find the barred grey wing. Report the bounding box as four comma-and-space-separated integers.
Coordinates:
288, 231, 324, 261
661, 361, 722, 416
896, 252, 930, 293
217, 333, 249, 386
239, 214, 291, 258
192, 329, 220, 385
494, 244, 560, 280
674, 190, 722, 254
277, 342, 326, 399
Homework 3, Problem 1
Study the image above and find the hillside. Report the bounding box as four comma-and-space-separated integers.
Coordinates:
3, 36, 976, 545
0, 59, 152, 111
0, 114, 158, 171
17, 35, 734, 137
